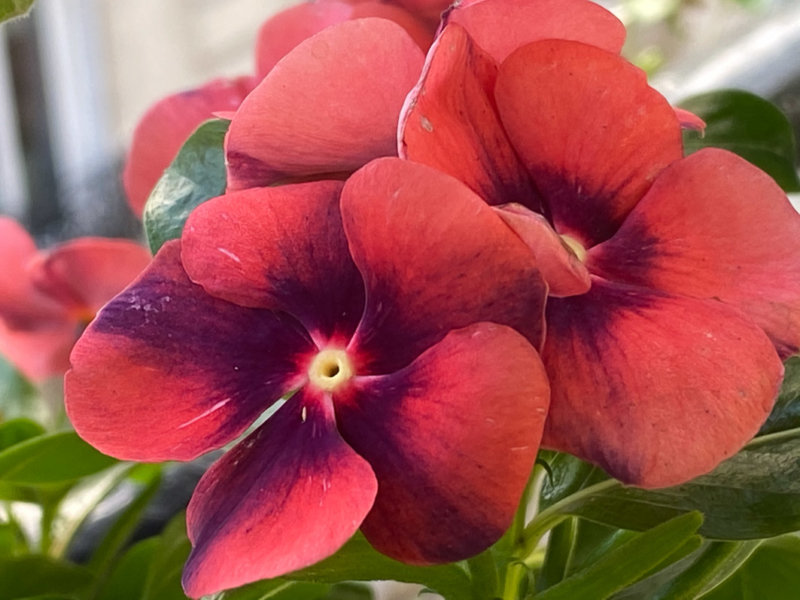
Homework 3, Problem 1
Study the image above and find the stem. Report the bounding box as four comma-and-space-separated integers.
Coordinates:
517, 479, 619, 566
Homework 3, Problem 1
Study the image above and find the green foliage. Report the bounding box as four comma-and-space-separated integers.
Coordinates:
534, 513, 703, 600
95, 512, 192, 600
144, 119, 229, 253
0, 418, 44, 451
0, 0, 34, 23
0, 431, 116, 486
759, 355, 800, 434
611, 541, 759, 600
680, 90, 800, 192
0, 555, 92, 599
700, 536, 800, 599
545, 427, 800, 539
286, 533, 472, 599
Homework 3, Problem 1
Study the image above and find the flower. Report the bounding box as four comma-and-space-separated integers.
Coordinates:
65, 158, 551, 596
0, 218, 151, 380
123, 0, 438, 217
399, 15, 800, 487
224, 0, 626, 192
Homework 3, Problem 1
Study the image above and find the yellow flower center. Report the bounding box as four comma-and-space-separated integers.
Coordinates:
560, 234, 587, 263
307, 349, 354, 392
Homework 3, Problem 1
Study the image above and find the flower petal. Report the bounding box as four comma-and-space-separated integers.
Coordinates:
122, 78, 251, 216
589, 149, 800, 358
181, 181, 364, 343
336, 322, 548, 563
0, 217, 66, 328
494, 203, 591, 297
65, 241, 314, 462
342, 158, 547, 373
542, 278, 782, 488
445, 0, 626, 63
28, 238, 151, 319
0, 319, 75, 381
495, 40, 682, 246
226, 18, 425, 191
400, 24, 540, 210
255, 1, 433, 80
183, 390, 377, 597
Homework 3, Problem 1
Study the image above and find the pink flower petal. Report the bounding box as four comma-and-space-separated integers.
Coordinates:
446, 0, 626, 63
495, 40, 682, 246
28, 238, 151, 319
400, 24, 539, 209
674, 107, 706, 133
589, 148, 800, 358
543, 278, 782, 488
123, 77, 251, 216
183, 390, 377, 597
226, 18, 425, 190
181, 181, 364, 343
65, 241, 314, 462
0, 319, 75, 381
0, 217, 66, 329
494, 203, 591, 297
337, 322, 548, 563
342, 158, 546, 373
255, 1, 434, 80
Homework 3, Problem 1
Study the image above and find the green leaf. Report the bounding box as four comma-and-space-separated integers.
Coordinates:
0, 418, 44, 451
699, 536, 800, 600
534, 512, 703, 600
680, 90, 800, 192
0, 555, 93, 599
141, 512, 193, 600
549, 428, 800, 539
88, 466, 163, 581
611, 541, 759, 600
143, 119, 229, 253
0, 0, 34, 23
95, 538, 161, 600
208, 581, 331, 600
539, 451, 604, 510
0, 431, 116, 485
285, 533, 472, 600
760, 355, 800, 435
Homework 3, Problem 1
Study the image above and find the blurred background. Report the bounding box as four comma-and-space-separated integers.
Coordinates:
0, 0, 798, 240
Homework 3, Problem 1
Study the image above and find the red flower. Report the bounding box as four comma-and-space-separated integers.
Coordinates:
123, 0, 438, 217
400, 18, 800, 487
0, 218, 151, 380
65, 159, 550, 596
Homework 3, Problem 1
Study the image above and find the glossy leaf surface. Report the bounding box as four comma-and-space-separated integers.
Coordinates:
144, 119, 229, 253
550, 429, 800, 539
680, 90, 800, 192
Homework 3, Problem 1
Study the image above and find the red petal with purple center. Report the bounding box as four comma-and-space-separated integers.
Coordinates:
65, 241, 314, 462
181, 181, 364, 344
400, 24, 541, 210
342, 158, 546, 373
495, 40, 682, 246
226, 18, 424, 190
336, 322, 548, 563
589, 148, 800, 358
183, 389, 377, 597
542, 278, 782, 488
